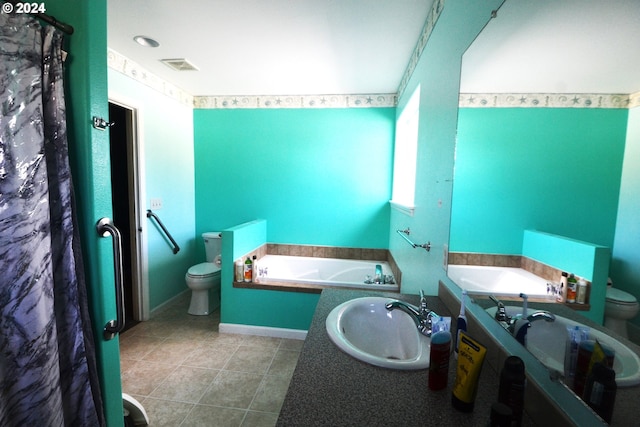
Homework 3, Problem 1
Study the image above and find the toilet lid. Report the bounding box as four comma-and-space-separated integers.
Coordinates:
187, 262, 221, 278
606, 287, 637, 304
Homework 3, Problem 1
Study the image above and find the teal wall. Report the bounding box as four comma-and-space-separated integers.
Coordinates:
612, 107, 640, 327
388, 0, 506, 296
48, 0, 123, 425
450, 108, 628, 254
220, 220, 319, 330
108, 70, 197, 310
193, 108, 394, 251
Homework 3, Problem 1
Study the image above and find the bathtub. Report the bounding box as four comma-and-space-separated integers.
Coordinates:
447, 264, 553, 300
256, 255, 398, 291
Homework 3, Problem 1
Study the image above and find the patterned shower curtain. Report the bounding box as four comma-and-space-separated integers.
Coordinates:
0, 14, 105, 427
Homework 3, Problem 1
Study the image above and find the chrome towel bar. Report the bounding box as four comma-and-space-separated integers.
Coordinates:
396, 228, 431, 252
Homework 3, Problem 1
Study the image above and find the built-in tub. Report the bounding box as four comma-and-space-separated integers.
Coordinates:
256, 255, 398, 291
447, 264, 553, 300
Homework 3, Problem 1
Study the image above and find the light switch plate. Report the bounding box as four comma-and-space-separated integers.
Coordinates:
150, 198, 163, 210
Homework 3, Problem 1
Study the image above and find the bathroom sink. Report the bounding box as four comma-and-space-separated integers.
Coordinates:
487, 306, 640, 387
326, 297, 431, 370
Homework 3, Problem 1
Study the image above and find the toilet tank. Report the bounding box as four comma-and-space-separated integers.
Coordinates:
202, 232, 222, 263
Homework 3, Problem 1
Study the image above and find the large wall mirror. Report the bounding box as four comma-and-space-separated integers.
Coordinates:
447, 0, 640, 423
449, 0, 638, 284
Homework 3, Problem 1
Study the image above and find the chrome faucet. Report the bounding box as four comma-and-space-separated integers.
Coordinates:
489, 294, 555, 345
374, 264, 383, 284
385, 290, 437, 337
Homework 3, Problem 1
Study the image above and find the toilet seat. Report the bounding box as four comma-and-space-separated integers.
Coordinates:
605, 288, 638, 305
187, 262, 221, 279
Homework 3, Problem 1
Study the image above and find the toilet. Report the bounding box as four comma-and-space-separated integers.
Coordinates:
604, 286, 639, 339
185, 232, 222, 315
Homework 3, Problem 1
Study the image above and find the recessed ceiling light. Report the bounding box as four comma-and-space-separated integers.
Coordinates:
134, 35, 160, 48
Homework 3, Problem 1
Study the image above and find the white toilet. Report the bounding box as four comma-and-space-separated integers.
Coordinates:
185, 232, 222, 315
604, 286, 639, 339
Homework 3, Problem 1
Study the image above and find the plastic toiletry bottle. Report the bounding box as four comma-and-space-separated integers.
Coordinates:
488, 402, 513, 427
583, 362, 617, 424
566, 274, 577, 303
557, 271, 568, 302
498, 356, 526, 427
243, 257, 253, 282
455, 290, 468, 359
251, 255, 259, 282
235, 260, 244, 282
576, 279, 587, 304
429, 317, 451, 391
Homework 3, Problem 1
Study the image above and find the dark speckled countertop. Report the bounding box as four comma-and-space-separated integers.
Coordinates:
277, 289, 535, 426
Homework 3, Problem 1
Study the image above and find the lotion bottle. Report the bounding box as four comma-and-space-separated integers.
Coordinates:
429, 317, 451, 391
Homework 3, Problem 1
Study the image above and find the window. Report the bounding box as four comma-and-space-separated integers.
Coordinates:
390, 85, 420, 215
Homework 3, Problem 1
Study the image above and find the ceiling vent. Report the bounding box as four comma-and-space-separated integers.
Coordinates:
160, 58, 199, 71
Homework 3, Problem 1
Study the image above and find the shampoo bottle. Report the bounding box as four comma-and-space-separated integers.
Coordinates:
243, 257, 253, 282
252, 255, 259, 282
454, 290, 468, 359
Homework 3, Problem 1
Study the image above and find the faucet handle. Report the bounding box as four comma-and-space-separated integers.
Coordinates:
419, 289, 428, 313
489, 295, 509, 322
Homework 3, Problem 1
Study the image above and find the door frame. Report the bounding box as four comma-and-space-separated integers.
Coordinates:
108, 94, 150, 321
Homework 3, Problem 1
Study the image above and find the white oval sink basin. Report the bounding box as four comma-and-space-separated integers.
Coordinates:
326, 297, 431, 370
487, 306, 640, 387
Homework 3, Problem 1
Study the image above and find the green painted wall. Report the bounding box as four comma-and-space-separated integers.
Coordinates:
193, 108, 394, 251
451, 108, 628, 255
388, 0, 506, 296
108, 70, 197, 310
612, 107, 640, 327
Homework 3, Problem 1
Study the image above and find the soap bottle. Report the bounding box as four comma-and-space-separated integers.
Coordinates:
566, 274, 577, 303
243, 257, 253, 282
498, 356, 526, 427
252, 255, 259, 282
235, 259, 244, 282
576, 278, 587, 304
429, 317, 451, 391
557, 272, 568, 302
583, 362, 616, 424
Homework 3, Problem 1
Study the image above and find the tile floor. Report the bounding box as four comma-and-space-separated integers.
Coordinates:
119, 293, 303, 427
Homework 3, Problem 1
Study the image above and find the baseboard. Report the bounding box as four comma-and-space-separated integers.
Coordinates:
150, 290, 190, 317
219, 323, 307, 340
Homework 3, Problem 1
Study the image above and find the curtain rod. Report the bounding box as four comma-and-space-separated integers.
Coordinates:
5, 1, 74, 35
33, 12, 74, 35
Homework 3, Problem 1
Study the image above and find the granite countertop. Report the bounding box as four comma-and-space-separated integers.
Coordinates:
277, 288, 534, 426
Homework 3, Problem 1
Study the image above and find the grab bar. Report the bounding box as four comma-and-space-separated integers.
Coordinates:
96, 218, 126, 340
146, 209, 180, 254
396, 228, 431, 252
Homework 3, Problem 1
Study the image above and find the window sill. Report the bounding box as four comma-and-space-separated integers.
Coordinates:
389, 201, 415, 217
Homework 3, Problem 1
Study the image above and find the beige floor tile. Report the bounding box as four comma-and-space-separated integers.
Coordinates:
140, 397, 193, 427
225, 346, 277, 374
250, 375, 291, 413
183, 342, 238, 370
199, 370, 264, 409
279, 338, 305, 351
267, 349, 300, 378
142, 338, 196, 365
150, 366, 219, 403
241, 335, 282, 348
241, 411, 278, 427
182, 405, 246, 427
119, 334, 165, 360
121, 360, 176, 396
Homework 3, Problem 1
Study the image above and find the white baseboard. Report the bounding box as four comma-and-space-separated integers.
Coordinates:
219, 323, 307, 340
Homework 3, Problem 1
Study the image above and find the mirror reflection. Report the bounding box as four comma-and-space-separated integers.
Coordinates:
448, 0, 640, 395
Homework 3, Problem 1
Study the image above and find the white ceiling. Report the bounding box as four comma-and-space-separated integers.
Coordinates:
107, 0, 640, 97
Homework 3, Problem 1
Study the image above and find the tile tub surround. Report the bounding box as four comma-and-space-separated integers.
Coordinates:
120, 293, 302, 427
277, 288, 535, 426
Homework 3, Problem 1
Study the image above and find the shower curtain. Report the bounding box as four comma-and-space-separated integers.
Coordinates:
0, 14, 105, 427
